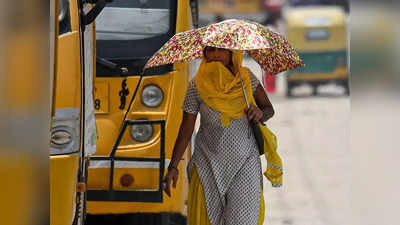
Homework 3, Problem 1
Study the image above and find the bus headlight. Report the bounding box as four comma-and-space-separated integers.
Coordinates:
141, 85, 163, 108
130, 121, 153, 142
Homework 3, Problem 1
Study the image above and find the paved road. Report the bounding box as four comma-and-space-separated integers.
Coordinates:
242, 58, 351, 225
261, 96, 350, 225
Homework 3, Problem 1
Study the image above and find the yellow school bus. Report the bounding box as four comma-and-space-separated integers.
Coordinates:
86, 0, 198, 224
50, 0, 105, 224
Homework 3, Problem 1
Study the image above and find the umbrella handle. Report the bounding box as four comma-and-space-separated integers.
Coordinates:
238, 70, 250, 109
238, 70, 254, 139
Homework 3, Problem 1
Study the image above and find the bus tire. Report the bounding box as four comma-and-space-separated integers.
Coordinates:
93, 213, 186, 225
167, 213, 187, 225
150, 213, 186, 225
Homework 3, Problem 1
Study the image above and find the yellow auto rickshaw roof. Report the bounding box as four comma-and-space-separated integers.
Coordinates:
285, 6, 346, 28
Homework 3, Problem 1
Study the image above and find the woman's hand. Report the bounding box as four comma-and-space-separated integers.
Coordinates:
163, 168, 179, 197
163, 112, 196, 197
246, 105, 263, 123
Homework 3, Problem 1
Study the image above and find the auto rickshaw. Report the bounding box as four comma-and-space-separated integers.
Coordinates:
284, 6, 349, 96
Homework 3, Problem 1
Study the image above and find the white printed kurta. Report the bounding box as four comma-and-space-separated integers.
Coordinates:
183, 71, 263, 225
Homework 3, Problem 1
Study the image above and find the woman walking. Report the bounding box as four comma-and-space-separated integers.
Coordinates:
163, 46, 275, 225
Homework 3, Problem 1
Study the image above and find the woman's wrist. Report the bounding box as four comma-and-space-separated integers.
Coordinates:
168, 164, 179, 173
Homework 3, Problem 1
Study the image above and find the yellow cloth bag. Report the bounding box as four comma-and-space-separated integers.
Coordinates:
259, 123, 283, 187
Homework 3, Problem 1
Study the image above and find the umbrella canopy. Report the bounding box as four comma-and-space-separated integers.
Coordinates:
144, 19, 303, 75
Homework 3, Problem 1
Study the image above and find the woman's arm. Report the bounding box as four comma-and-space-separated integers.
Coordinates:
255, 84, 275, 122
163, 111, 197, 196
246, 84, 275, 123
169, 112, 197, 169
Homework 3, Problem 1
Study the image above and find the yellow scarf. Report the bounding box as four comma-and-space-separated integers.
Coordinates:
195, 50, 254, 126
195, 50, 283, 187
259, 123, 283, 187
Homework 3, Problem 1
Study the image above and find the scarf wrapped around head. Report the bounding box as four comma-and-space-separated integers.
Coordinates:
195, 50, 255, 126
194, 48, 283, 187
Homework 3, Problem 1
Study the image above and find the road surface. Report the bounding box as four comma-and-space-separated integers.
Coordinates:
243, 58, 351, 225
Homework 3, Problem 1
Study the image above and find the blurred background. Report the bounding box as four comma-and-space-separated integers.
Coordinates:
0, 0, 49, 225
1, 0, 399, 225
197, 0, 350, 98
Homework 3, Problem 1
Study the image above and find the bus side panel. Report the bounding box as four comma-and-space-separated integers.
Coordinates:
50, 154, 80, 225
51, 20, 82, 225
54, 31, 82, 109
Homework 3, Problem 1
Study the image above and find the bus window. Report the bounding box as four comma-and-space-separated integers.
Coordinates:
95, 0, 177, 77
58, 0, 71, 35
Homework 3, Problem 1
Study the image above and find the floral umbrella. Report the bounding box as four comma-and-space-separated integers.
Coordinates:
144, 19, 304, 75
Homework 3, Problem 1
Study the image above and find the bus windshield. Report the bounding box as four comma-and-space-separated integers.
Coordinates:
95, 0, 177, 76
96, 0, 170, 41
